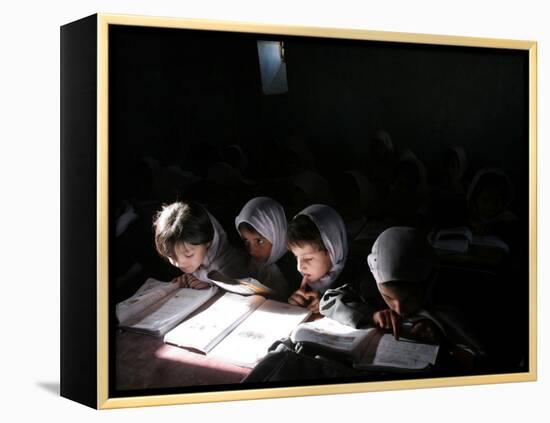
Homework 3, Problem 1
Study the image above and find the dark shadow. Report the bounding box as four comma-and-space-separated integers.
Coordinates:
36, 381, 60, 396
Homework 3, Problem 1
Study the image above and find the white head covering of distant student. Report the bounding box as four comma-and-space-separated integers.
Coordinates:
295, 204, 348, 294
235, 197, 289, 295
368, 226, 434, 285
193, 211, 247, 282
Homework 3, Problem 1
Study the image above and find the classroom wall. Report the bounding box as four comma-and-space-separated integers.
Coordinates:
109, 26, 529, 219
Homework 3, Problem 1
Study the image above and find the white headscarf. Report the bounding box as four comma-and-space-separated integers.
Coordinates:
193, 211, 247, 281
295, 204, 348, 293
235, 197, 288, 265
368, 226, 434, 285
235, 197, 289, 294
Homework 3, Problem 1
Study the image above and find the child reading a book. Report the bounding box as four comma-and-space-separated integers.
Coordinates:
153, 201, 248, 288
322, 227, 484, 356
235, 197, 298, 300
287, 205, 374, 314
366, 226, 438, 341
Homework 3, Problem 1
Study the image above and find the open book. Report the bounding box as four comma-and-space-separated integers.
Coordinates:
291, 318, 439, 372
164, 293, 311, 368
207, 270, 275, 297
429, 226, 509, 254
116, 278, 218, 337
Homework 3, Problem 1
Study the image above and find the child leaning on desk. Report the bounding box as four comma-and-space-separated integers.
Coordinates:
153, 201, 248, 289
321, 226, 485, 360
286, 204, 375, 314
235, 196, 300, 301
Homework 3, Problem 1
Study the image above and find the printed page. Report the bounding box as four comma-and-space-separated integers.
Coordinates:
290, 318, 371, 354
370, 334, 439, 370
122, 286, 218, 337
208, 300, 311, 368
164, 293, 265, 353
116, 278, 179, 324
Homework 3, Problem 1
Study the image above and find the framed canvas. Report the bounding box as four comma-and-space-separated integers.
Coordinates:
60, 13, 537, 409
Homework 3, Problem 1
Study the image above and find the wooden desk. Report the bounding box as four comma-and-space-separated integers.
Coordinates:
116, 331, 251, 390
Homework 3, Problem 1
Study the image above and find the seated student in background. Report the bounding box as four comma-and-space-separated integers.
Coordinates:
153, 201, 248, 289
466, 167, 517, 237
287, 204, 372, 314
385, 149, 431, 228
235, 197, 299, 300
430, 146, 469, 227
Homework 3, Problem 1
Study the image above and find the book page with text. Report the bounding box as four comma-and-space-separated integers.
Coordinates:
116, 278, 180, 324
123, 286, 218, 337
291, 318, 371, 354
164, 293, 266, 353
370, 334, 439, 369
208, 301, 310, 368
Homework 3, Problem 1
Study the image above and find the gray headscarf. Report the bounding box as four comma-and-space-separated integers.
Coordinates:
295, 204, 348, 293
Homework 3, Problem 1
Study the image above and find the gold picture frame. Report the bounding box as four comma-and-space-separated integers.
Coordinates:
60, 13, 537, 409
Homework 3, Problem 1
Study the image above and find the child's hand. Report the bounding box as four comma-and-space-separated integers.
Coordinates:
186, 274, 211, 290
172, 274, 189, 288
288, 288, 310, 307
410, 319, 441, 344
372, 309, 401, 339
288, 275, 319, 312
305, 290, 320, 314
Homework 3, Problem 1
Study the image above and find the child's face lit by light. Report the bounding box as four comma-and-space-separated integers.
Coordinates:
289, 243, 332, 284
377, 282, 425, 318
167, 242, 209, 274
239, 227, 273, 263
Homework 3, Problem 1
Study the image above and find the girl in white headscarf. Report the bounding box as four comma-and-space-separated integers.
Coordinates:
235, 197, 295, 299
287, 205, 372, 313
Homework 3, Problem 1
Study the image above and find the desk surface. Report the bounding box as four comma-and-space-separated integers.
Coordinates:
116, 331, 251, 390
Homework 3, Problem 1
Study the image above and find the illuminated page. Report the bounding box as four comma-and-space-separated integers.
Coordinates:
207, 270, 275, 297
290, 318, 372, 354
116, 278, 180, 324
122, 286, 219, 337
368, 334, 439, 370
209, 300, 311, 368
164, 293, 266, 353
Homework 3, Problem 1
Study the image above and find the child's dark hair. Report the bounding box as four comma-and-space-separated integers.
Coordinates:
287, 215, 326, 251
153, 201, 214, 259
